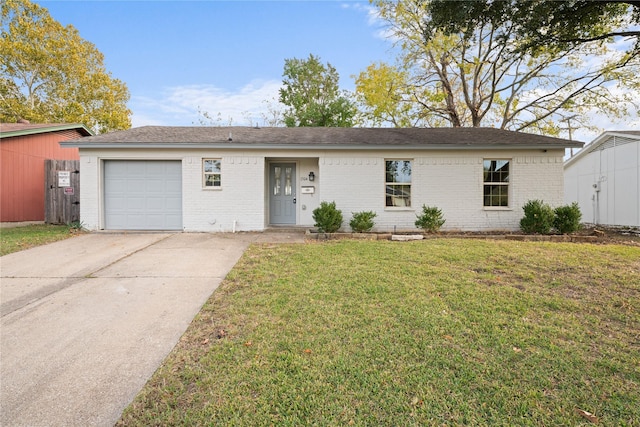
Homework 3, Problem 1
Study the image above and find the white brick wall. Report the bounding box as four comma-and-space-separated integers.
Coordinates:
321, 150, 565, 232
77, 147, 565, 232
182, 154, 265, 232
78, 154, 100, 231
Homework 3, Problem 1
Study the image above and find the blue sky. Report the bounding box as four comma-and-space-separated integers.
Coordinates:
34, 1, 639, 142
37, 0, 394, 128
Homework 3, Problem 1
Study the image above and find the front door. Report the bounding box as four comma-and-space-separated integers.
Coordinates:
270, 163, 296, 224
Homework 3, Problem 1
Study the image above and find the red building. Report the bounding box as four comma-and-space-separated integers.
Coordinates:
1, 123, 92, 222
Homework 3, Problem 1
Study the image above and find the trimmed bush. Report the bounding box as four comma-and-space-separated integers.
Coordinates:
554, 202, 582, 234
313, 201, 343, 233
350, 211, 377, 233
520, 199, 554, 234
415, 205, 445, 233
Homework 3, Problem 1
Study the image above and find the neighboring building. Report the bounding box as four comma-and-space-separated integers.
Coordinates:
61, 126, 582, 232
0, 123, 93, 222
564, 131, 640, 227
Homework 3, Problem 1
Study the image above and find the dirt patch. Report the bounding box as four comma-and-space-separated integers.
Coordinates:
306, 225, 640, 246
419, 224, 640, 246
563, 224, 640, 246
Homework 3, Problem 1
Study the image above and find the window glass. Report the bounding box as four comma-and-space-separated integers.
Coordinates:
483, 160, 509, 182
386, 160, 411, 207
273, 167, 281, 195
483, 160, 509, 206
203, 159, 221, 188
285, 167, 292, 196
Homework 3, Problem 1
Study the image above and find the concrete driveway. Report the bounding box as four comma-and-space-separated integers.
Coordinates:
0, 231, 303, 427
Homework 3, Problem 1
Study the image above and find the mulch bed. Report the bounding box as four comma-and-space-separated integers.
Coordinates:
306, 225, 640, 246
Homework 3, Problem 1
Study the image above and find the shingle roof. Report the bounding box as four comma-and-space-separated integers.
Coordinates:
61, 126, 584, 149
0, 123, 93, 138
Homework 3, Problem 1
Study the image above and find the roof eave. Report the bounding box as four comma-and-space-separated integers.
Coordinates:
1, 123, 94, 138
602, 131, 640, 141
564, 130, 639, 168
60, 142, 580, 150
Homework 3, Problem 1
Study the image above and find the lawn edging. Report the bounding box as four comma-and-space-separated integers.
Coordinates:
305, 229, 598, 243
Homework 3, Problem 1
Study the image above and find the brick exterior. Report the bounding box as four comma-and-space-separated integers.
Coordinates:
78, 148, 565, 232
322, 150, 564, 232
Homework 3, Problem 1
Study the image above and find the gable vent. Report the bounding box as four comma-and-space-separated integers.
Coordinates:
588, 135, 637, 153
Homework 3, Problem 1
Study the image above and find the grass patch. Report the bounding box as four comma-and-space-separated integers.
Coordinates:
118, 240, 640, 426
0, 224, 78, 256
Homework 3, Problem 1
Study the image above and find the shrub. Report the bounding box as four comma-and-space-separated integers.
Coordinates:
415, 205, 445, 233
67, 220, 85, 231
520, 199, 554, 234
350, 211, 377, 233
554, 202, 582, 234
313, 201, 343, 233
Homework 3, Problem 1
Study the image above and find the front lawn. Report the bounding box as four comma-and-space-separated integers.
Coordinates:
118, 239, 640, 426
0, 224, 77, 256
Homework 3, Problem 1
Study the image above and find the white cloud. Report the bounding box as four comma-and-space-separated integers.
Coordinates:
575, 107, 640, 143
130, 79, 283, 128
341, 1, 392, 41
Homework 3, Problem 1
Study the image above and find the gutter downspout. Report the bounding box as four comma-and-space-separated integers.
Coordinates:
595, 148, 603, 225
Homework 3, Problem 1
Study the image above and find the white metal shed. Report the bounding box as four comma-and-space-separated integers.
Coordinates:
564, 131, 640, 227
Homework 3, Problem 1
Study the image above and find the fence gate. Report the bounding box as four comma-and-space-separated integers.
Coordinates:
45, 159, 80, 224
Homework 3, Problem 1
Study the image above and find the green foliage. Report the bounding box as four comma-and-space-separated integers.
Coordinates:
118, 240, 640, 426
1, 0, 131, 133
427, 0, 638, 53
367, 0, 638, 135
553, 202, 582, 234
312, 201, 343, 233
355, 62, 419, 127
0, 224, 73, 256
415, 204, 445, 232
521, 200, 583, 234
520, 200, 555, 234
279, 54, 357, 127
349, 211, 377, 233
66, 220, 85, 231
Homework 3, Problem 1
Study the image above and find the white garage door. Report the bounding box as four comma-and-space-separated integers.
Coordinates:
104, 160, 182, 230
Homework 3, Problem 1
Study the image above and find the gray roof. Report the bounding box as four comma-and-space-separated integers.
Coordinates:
61, 126, 584, 149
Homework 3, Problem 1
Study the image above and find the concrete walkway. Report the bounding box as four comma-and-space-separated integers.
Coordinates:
0, 231, 304, 427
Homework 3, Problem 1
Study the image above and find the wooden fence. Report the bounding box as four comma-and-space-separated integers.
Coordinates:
45, 159, 80, 224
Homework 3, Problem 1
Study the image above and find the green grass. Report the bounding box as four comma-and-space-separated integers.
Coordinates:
118, 239, 640, 426
0, 224, 78, 256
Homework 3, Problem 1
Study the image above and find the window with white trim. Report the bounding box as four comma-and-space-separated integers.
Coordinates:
483, 159, 509, 207
385, 160, 411, 207
203, 159, 221, 188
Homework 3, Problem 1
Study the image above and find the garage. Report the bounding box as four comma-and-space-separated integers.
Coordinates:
103, 160, 182, 230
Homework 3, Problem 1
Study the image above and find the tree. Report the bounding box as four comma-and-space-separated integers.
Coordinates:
427, 0, 640, 53
1, 0, 131, 133
355, 62, 438, 127
359, 0, 639, 135
279, 54, 357, 127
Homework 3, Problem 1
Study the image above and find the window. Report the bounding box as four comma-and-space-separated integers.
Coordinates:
483, 159, 509, 207
272, 166, 293, 196
386, 160, 411, 207
203, 159, 221, 188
